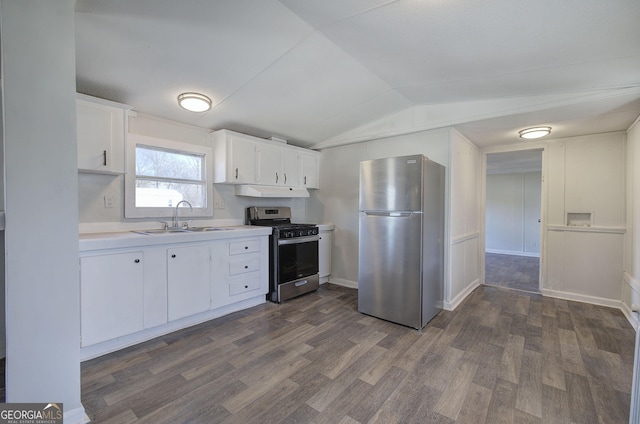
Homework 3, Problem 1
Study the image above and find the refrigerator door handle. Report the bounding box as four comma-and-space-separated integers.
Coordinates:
364, 211, 416, 217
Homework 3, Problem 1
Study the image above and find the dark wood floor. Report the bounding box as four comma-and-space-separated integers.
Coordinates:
81, 284, 635, 423
485, 253, 540, 292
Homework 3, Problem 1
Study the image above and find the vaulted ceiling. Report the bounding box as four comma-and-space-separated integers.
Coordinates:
75, 0, 640, 149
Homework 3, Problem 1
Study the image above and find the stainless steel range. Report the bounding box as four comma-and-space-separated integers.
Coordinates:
246, 206, 319, 303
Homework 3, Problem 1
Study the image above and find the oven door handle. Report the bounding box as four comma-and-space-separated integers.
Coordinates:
278, 235, 320, 245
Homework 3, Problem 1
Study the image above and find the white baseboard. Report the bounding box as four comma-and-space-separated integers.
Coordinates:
64, 406, 89, 424
444, 279, 480, 311
486, 249, 540, 258
327, 277, 358, 289
80, 296, 265, 361
540, 288, 623, 310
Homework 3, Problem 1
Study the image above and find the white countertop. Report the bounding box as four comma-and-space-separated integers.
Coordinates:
79, 225, 272, 251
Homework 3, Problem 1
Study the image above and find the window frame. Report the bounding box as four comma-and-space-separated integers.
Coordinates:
124, 133, 214, 219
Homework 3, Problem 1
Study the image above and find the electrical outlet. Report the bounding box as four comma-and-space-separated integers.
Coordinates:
104, 194, 115, 208
214, 198, 225, 209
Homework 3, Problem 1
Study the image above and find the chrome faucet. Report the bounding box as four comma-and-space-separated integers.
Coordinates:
173, 200, 192, 228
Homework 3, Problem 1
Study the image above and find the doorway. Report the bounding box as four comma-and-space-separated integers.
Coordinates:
484, 149, 543, 293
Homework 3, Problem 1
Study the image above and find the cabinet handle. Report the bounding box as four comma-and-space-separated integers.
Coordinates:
284, 173, 287, 184
171, 254, 176, 258
134, 259, 140, 263
235, 168, 239, 179
304, 176, 307, 185
276, 172, 279, 184
103, 150, 107, 166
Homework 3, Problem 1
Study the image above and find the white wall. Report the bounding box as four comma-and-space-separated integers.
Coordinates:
309, 127, 482, 309
448, 130, 482, 307
486, 172, 541, 256
623, 116, 640, 326
543, 132, 626, 305
2, 1, 85, 422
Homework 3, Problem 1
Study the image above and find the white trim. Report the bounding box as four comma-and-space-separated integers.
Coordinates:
623, 272, 640, 330
328, 277, 358, 289
80, 296, 265, 361
63, 406, 90, 424
540, 288, 623, 309
547, 225, 625, 234
486, 249, 540, 258
124, 133, 214, 219
451, 232, 479, 245
628, 113, 640, 133
444, 279, 480, 311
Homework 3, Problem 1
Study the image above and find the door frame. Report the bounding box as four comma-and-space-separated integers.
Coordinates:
480, 143, 548, 292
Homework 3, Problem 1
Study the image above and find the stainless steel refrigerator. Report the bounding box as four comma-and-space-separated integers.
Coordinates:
358, 154, 445, 329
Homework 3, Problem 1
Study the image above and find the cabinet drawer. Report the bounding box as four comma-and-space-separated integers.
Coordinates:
229, 277, 260, 296
229, 239, 261, 255
229, 258, 261, 276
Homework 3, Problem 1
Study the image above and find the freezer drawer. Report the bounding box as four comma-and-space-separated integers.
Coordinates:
358, 211, 423, 328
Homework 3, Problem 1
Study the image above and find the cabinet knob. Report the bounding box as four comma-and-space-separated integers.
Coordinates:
134, 259, 140, 263
244, 246, 248, 250
244, 265, 249, 269
244, 285, 249, 289
171, 254, 176, 258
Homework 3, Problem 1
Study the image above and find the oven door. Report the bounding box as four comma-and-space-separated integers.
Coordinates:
277, 235, 319, 283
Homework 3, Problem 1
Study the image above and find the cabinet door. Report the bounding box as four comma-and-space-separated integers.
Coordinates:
76, 96, 127, 174
319, 230, 333, 278
258, 143, 282, 185
80, 251, 144, 346
301, 152, 319, 189
282, 149, 301, 187
228, 134, 257, 183
167, 244, 211, 321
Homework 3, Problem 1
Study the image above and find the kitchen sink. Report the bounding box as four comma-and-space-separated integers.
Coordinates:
132, 227, 234, 235
186, 227, 234, 232
132, 228, 190, 235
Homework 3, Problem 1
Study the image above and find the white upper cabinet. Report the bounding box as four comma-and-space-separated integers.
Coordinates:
300, 151, 319, 189
282, 148, 301, 187
257, 142, 282, 185
76, 93, 131, 174
258, 142, 301, 186
212, 129, 319, 189
212, 129, 258, 184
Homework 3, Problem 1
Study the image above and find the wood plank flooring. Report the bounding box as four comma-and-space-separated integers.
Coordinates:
485, 253, 540, 292
81, 284, 636, 423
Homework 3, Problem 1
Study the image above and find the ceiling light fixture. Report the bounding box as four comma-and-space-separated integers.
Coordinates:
519, 126, 551, 140
177, 92, 212, 112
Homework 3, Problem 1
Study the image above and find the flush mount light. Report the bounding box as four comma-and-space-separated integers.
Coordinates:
177, 92, 212, 112
519, 126, 551, 140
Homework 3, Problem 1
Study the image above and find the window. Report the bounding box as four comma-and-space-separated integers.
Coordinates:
125, 133, 213, 219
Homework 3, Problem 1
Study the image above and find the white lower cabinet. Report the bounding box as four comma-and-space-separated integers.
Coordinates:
80, 233, 269, 353
80, 251, 144, 347
211, 237, 268, 308
319, 228, 333, 282
167, 244, 211, 321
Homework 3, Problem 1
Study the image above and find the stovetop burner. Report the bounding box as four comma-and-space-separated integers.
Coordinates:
246, 206, 318, 239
